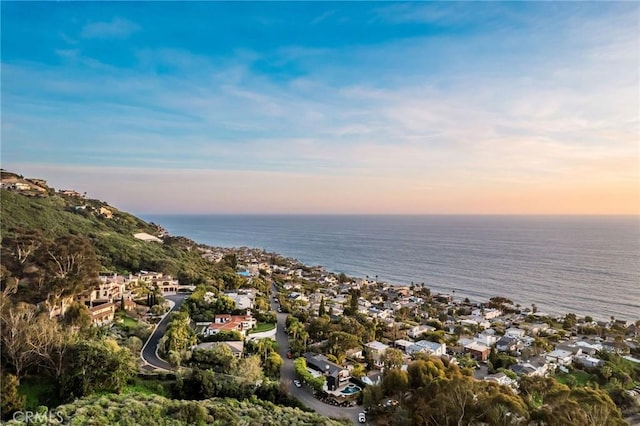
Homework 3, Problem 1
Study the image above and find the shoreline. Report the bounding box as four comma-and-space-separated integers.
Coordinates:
193, 241, 639, 325
142, 214, 639, 324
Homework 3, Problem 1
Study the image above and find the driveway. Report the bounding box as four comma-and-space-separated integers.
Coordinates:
140, 293, 189, 371
271, 287, 365, 425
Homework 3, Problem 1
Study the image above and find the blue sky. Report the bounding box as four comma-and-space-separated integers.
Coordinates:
2, 2, 638, 214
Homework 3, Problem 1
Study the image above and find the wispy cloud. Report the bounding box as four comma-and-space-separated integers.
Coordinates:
2, 2, 638, 213
81, 17, 139, 39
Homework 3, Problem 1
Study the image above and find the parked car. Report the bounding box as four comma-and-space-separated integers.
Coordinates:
294, 380, 302, 388
358, 412, 366, 423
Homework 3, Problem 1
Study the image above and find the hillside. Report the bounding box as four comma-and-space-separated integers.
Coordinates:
0, 185, 222, 285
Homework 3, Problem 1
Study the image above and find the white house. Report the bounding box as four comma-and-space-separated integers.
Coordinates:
545, 349, 574, 366
224, 291, 254, 310
407, 340, 447, 357
475, 331, 500, 346
365, 341, 390, 368
575, 354, 604, 368
472, 308, 502, 320
407, 324, 436, 339
505, 328, 526, 339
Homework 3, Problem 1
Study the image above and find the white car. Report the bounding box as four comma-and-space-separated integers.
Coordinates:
358, 412, 366, 423
293, 380, 302, 388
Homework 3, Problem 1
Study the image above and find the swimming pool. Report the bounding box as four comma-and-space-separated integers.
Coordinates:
340, 384, 362, 395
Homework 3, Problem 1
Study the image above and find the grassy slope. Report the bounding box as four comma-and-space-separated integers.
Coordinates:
0, 189, 220, 283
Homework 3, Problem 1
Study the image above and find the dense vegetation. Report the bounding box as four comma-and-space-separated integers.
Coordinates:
0, 189, 237, 286
5, 392, 348, 425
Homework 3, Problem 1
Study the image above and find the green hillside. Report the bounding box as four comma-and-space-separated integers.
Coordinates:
0, 188, 223, 285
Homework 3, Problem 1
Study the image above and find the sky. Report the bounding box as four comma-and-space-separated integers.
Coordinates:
2, 2, 639, 214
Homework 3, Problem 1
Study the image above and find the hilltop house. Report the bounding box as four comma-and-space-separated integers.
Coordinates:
89, 302, 116, 326
77, 275, 125, 307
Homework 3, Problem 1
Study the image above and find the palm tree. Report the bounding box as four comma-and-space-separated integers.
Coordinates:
288, 320, 303, 342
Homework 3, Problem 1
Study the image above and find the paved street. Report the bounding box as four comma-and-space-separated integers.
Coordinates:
140, 293, 188, 371
271, 287, 365, 425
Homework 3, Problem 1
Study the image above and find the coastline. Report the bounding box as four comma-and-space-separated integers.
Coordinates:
144, 214, 640, 323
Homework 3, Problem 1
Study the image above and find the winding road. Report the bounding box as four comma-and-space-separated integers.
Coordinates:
140, 293, 188, 371
140, 290, 364, 424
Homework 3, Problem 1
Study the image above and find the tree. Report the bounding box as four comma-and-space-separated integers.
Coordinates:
38, 235, 100, 317
60, 339, 136, 400
407, 359, 446, 389
382, 368, 409, 398
362, 383, 384, 409
1, 302, 39, 378
191, 344, 238, 372
159, 311, 196, 357
563, 313, 578, 330
222, 253, 238, 270
327, 331, 359, 359
214, 295, 236, 313
287, 317, 304, 342
382, 348, 405, 371
0, 373, 25, 417
62, 302, 91, 330
318, 296, 326, 316
124, 336, 143, 355
232, 355, 263, 385
264, 351, 283, 379
351, 363, 366, 379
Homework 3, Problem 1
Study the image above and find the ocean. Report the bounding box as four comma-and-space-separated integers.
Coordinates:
141, 214, 640, 322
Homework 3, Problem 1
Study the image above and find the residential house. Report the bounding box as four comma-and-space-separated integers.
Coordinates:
505, 328, 526, 339
365, 341, 390, 368
484, 372, 517, 388
58, 189, 83, 197
574, 354, 603, 368
303, 353, 350, 391
394, 339, 414, 353
224, 291, 254, 310
474, 331, 500, 347
407, 340, 447, 357
89, 302, 116, 326
496, 336, 523, 353
408, 324, 436, 339
77, 276, 125, 307
510, 357, 551, 377
545, 349, 575, 366
206, 314, 256, 337
345, 348, 363, 359
463, 342, 491, 362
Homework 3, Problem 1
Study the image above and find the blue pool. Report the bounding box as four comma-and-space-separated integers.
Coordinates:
340, 384, 362, 395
